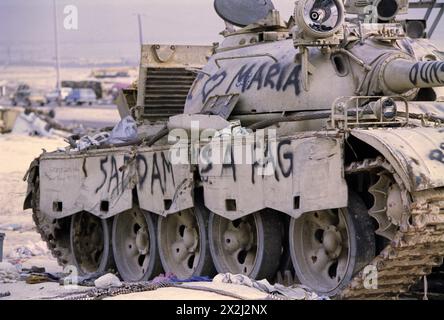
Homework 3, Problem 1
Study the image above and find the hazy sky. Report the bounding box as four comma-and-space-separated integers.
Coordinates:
0, 0, 443, 64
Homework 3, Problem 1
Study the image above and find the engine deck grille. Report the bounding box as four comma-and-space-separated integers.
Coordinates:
142, 67, 196, 119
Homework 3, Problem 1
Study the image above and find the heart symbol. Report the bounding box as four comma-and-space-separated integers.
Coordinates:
202, 71, 227, 103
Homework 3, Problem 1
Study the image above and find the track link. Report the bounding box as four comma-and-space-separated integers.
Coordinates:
340, 158, 444, 299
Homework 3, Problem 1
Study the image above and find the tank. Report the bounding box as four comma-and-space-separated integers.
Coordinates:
24, 0, 444, 299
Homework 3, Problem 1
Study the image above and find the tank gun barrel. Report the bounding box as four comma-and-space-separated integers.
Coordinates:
383, 59, 444, 94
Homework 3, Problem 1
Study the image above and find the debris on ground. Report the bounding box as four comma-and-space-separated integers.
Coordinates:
11, 108, 74, 138
151, 272, 211, 284
12, 110, 55, 137
25, 274, 54, 285
60, 271, 106, 287
51, 272, 323, 300
22, 269, 64, 285
22, 266, 46, 274
94, 273, 123, 289
0, 223, 22, 231
213, 273, 325, 300
0, 291, 11, 298
7, 241, 50, 264
0, 261, 20, 283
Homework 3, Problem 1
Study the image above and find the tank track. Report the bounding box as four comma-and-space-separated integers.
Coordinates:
61, 282, 172, 300
340, 158, 444, 299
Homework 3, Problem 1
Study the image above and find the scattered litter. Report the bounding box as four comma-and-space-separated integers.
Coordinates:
150, 272, 174, 284
94, 273, 123, 289
0, 261, 20, 283
0, 223, 22, 231
61, 271, 106, 287
71, 132, 110, 151
213, 273, 325, 300
20, 265, 62, 285
68, 116, 138, 152
108, 116, 138, 144
26, 274, 55, 285
7, 241, 50, 263
151, 272, 211, 284
213, 120, 250, 139
0, 291, 11, 298
22, 266, 46, 274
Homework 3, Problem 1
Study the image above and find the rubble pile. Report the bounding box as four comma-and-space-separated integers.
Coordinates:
0, 107, 88, 137
11, 108, 72, 137
0, 262, 20, 284
94, 273, 123, 289
7, 241, 51, 264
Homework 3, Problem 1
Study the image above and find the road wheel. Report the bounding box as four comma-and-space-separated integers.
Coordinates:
209, 211, 283, 281
157, 204, 215, 280
70, 212, 113, 275
289, 193, 375, 296
112, 207, 162, 282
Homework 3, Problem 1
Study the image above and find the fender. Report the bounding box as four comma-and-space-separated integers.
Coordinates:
351, 127, 444, 192
38, 146, 194, 219
200, 132, 348, 220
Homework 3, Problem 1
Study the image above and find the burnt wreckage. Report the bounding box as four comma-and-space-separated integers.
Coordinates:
24, 0, 444, 298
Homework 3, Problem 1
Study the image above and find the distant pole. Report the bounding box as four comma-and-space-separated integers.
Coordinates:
6, 46, 11, 66
137, 14, 144, 48
53, 0, 62, 105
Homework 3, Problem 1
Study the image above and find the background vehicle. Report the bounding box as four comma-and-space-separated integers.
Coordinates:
11, 84, 47, 107
65, 88, 97, 106
45, 88, 73, 104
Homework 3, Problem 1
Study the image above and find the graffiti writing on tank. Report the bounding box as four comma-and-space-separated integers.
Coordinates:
409, 61, 444, 85
251, 139, 294, 184
150, 152, 176, 195
429, 129, 444, 164
200, 139, 294, 184
202, 72, 227, 102
96, 155, 122, 195
201, 62, 302, 102
94, 152, 176, 198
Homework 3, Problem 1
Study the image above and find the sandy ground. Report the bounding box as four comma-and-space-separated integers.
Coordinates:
0, 134, 67, 259
0, 134, 73, 299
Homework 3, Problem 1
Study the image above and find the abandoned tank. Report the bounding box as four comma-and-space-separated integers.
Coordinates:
24, 0, 444, 299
